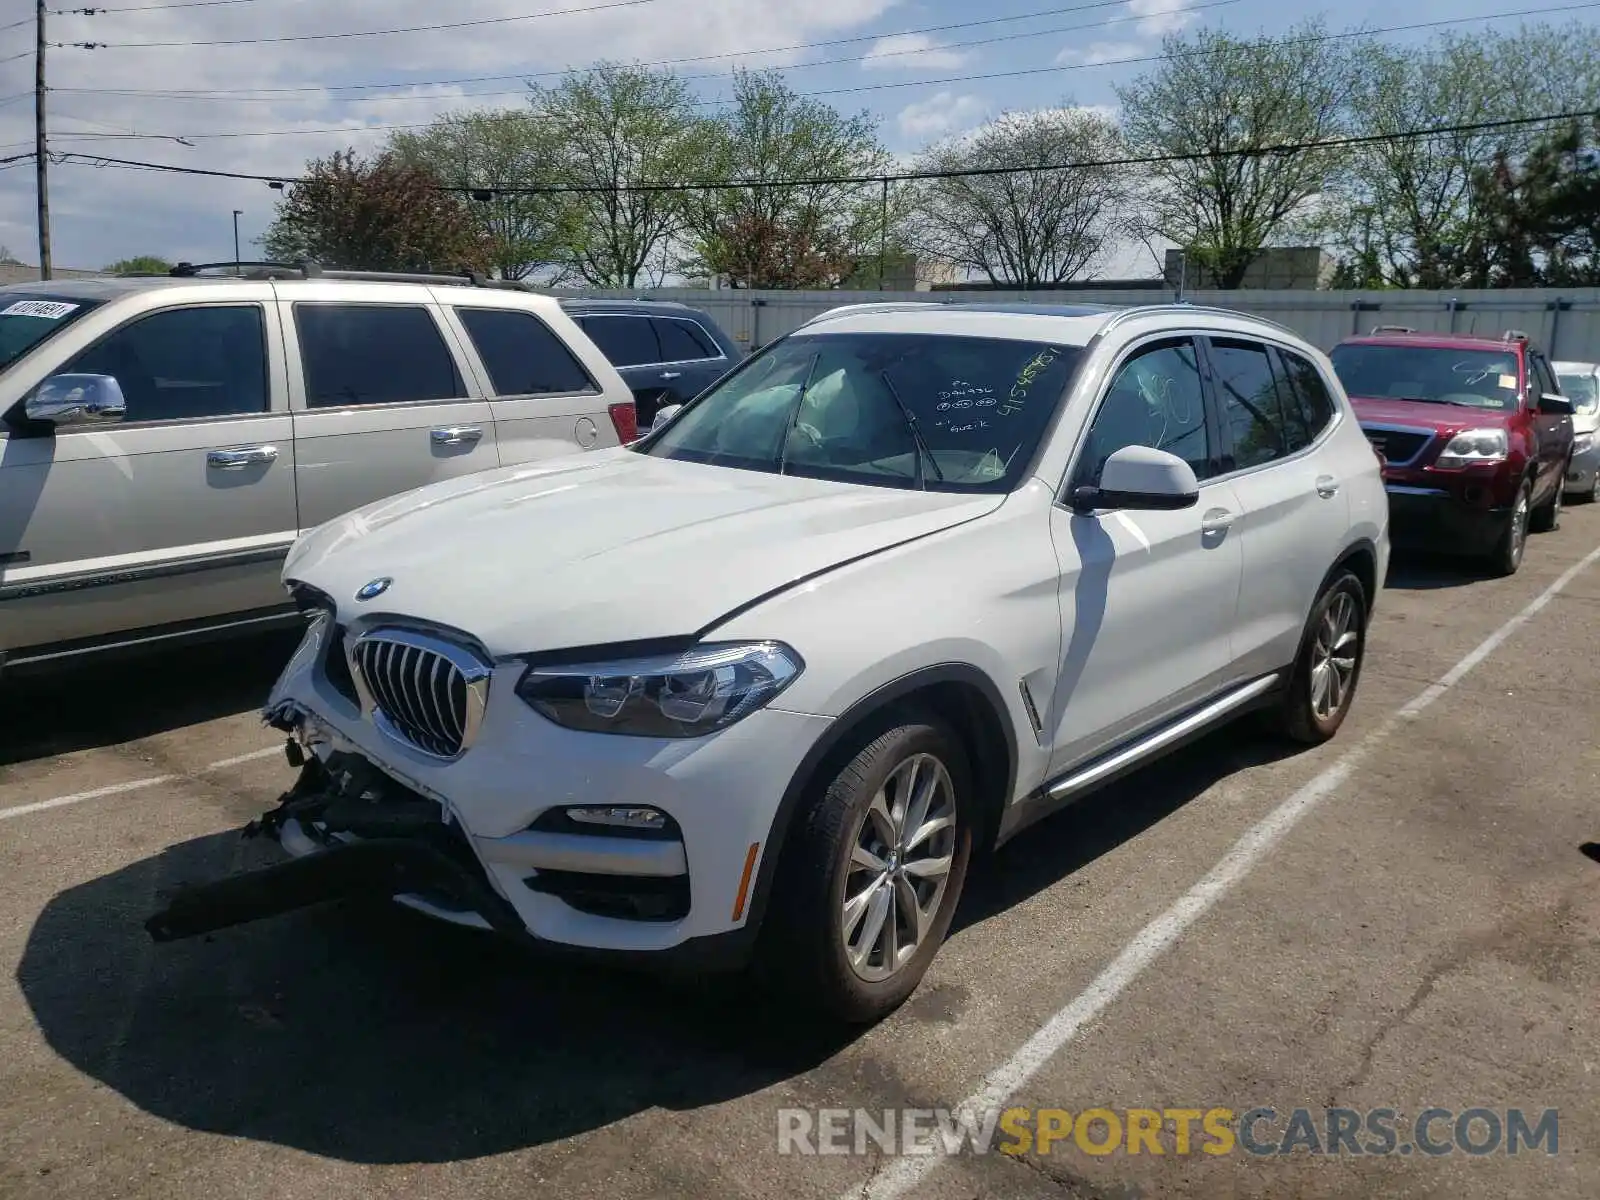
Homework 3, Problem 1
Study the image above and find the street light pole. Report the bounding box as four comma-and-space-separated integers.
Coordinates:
232, 209, 242, 273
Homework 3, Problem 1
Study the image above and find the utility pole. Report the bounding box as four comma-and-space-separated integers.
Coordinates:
35, 0, 51, 280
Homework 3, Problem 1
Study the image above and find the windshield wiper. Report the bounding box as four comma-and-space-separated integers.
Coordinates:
879, 370, 944, 491
776, 353, 822, 476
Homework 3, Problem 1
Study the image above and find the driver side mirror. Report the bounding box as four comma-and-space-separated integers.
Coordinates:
25, 373, 127, 428
1538, 392, 1575, 416
1071, 445, 1200, 513
649, 403, 683, 434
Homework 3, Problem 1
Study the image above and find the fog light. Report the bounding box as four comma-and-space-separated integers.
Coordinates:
565, 806, 668, 831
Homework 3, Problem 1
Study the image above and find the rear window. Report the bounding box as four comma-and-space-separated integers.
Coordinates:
0, 294, 105, 372
1328, 343, 1520, 411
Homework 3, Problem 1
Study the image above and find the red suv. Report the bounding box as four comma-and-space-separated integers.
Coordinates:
1328, 328, 1575, 575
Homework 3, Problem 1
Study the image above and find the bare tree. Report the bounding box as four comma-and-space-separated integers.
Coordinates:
1117, 21, 1358, 289
909, 106, 1127, 287
528, 63, 703, 288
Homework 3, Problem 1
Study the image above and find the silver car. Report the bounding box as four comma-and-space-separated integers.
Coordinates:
0, 267, 636, 676
1556, 360, 1600, 500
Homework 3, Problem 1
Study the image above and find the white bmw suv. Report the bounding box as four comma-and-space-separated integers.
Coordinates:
147, 302, 1389, 1023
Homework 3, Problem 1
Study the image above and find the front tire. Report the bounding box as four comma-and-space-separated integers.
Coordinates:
1489, 477, 1533, 577
1273, 570, 1368, 745
1531, 463, 1566, 533
757, 716, 974, 1024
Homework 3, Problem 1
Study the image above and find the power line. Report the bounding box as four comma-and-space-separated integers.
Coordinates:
53, 0, 274, 12
50, 108, 1600, 192
0, 50, 33, 65
45, 0, 1240, 127
64, 0, 670, 48
48, 3, 1600, 142
51, 0, 1152, 96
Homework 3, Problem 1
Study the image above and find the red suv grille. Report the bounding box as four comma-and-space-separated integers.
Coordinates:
1362, 428, 1432, 465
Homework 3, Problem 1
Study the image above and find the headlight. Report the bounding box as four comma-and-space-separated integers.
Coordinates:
515, 641, 803, 737
1572, 433, 1593, 455
1435, 428, 1508, 468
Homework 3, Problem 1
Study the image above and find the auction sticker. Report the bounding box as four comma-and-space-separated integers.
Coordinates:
2, 300, 79, 319
1498, 374, 1518, 390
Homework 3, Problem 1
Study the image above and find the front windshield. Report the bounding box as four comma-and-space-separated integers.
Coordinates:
1557, 372, 1599, 414
1328, 343, 1520, 410
638, 331, 1084, 492
0, 294, 103, 372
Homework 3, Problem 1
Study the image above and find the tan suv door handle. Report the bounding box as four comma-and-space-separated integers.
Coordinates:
1315, 474, 1340, 498
207, 445, 278, 470
430, 425, 483, 446
1200, 508, 1237, 534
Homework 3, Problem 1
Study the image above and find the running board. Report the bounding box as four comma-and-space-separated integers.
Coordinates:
1045, 673, 1281, 802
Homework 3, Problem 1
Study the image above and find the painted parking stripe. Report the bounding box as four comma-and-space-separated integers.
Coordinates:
0, 745, 283, 822
853, 542, 1600, 1200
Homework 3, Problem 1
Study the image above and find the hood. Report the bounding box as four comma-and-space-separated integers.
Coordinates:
1348, 395, 1514, 432
285, 448, 1003, 656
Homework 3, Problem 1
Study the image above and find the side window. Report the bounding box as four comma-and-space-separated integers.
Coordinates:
653, 318, 719, 362
1531, 354, 1558, 399
454, 307, 596, 396
294, 304, 464, 408
61, 304, 267, 424
1211, 338, 1289, 470
580, 315, 661, 368
1272, 346, 1338, 453
1079, 338, 1211, 486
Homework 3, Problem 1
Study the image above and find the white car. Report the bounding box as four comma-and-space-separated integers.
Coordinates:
147, 302, 1390, 1023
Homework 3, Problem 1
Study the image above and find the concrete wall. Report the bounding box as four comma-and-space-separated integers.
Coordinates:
562, 285, 1600, 363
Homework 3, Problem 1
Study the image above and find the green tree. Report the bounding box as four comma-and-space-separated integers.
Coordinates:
388, 109, 572, 280
104, 255, 172, 275
1117, 20, 1358, 289
261, 148, 489, 273
1473, 118, 1600, 287
910, 105, 1127, 287
681, 69, 900, 288
528, 63, 704, 287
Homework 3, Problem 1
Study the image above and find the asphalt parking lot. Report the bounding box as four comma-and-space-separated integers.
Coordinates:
2, 517, 1598, 1200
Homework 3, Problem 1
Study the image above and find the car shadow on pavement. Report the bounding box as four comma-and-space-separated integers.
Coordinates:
1383, 552, 1493, 591
17, 826, 854, 1165
0, 629, 303, 767
17, 723, 1304, 1165
952, 723, 1302, 931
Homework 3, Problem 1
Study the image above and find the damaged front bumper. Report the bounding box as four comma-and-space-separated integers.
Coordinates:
145, 710, 527, 945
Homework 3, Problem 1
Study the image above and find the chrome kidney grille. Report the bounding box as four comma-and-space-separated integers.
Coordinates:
348, 628, 491, 759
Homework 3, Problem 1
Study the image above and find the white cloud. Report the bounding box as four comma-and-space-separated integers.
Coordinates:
860, 33, 969, 72
1128, 0, 1200, 37
1054, 40, 1147, 67
0, 0, 902, 269
895, 92, 986, 141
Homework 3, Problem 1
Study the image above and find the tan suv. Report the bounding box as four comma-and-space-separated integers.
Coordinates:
0, 264, 637, 675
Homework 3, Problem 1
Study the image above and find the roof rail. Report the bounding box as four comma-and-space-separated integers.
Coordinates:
1099, 302, 1301, 341
169, 260, 541, 291
1370, 324, 1415, 334
1502, 329, 1529, 342
799, 301, 943, 328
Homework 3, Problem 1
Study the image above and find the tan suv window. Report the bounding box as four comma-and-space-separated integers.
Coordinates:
295, 303, 465, 408
61, 304, 268, 424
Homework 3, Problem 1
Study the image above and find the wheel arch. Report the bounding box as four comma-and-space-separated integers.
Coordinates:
745, 663, 1019, 938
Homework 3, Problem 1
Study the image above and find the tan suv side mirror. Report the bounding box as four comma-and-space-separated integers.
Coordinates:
25, 373, 127, 428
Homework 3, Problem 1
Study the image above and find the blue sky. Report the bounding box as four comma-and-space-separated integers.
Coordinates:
0, 0, 1580, 272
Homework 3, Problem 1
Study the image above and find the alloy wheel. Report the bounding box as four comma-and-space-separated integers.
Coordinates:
840, 752, 958, 983
1512, 486, 1530, 567
1310, 589, 1360, 722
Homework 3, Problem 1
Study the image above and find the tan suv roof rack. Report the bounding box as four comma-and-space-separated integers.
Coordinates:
168, 260, 541, 291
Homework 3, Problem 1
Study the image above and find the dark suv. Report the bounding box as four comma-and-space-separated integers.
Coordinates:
559, 299, 743, 429
1328, 327, 1575, 575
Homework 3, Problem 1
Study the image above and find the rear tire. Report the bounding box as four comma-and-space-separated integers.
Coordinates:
1272, 570, 1368, 745
756, 715, 974, 1025
1489, 478, 1532, 577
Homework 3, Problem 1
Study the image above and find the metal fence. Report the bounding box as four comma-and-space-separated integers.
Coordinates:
562, 285, 1600, 363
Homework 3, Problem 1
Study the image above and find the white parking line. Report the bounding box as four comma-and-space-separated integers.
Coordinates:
0, 744, 284, 822
854, 542, 1600, 1200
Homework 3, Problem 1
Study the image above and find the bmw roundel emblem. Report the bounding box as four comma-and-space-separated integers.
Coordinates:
356, 577, 392, 601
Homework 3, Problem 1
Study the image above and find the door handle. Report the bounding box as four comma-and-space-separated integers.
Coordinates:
430, 425, 483, 446
207, 445, 278, 470
1200, 508, 1237, 534
1315, 474, 1340, 498
660, 371, 682, 381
